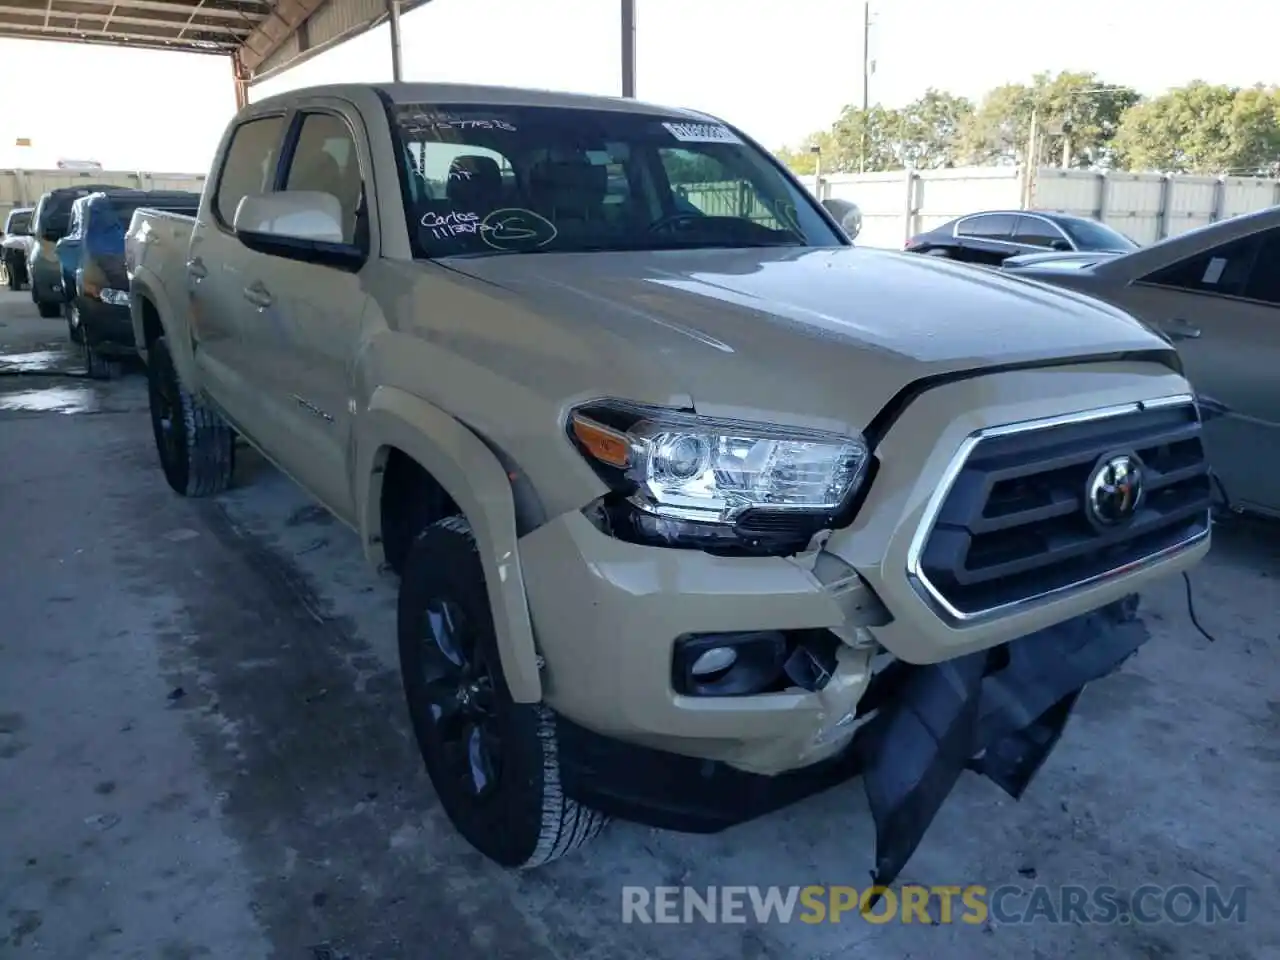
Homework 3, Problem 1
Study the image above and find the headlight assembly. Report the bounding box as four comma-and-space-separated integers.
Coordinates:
567, 399, 872, 554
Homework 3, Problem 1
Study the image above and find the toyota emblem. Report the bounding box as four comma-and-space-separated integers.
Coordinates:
1086, 454, 1144, 527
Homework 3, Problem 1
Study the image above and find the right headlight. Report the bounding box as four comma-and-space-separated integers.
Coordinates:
567, 399, 871, 554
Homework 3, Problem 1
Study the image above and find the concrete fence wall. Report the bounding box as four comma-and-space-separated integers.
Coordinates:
1, 169, 208, 224
809, 166, 1280, 250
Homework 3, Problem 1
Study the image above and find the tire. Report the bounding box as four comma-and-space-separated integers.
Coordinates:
37, 299, 61, 318
398, 516, 607, 868
65, 300, 84, 345
147, 336, 235, 497
83, 337, 121, 381
925, 248, 953, 258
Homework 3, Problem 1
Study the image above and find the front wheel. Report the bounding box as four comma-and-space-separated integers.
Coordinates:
65, 300, 84, 344
398, 516, 607, 868
83, 337, 121, 381
147, 336, 235, 497
37, 299, 61, 318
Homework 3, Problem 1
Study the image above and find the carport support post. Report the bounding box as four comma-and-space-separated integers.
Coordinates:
621, 0, 636, 98
231, 54, 249, 111
388, 0, 404, 82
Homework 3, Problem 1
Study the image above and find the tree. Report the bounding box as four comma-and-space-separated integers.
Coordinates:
827, 104, 904, 172
957, 82, 1033, 165
958, 72, 1139, 168
1113, 81, 1280, 174
894, 89, 974, 168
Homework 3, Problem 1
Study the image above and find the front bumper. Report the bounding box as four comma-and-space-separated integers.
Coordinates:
77, 296, 136, 353
555, 598, 1148, 888
518, 360, 1209, 884
521, 361, 1208, 777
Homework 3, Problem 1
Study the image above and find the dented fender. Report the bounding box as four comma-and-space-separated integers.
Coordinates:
356, 386, 542, 702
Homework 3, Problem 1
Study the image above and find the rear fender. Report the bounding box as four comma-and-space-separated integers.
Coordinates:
130, 268, 195, 383
356, 386, 542, 703
855, 598, 1149, 889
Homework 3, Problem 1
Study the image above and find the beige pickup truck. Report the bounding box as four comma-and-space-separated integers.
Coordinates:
126, 82, 1213, 885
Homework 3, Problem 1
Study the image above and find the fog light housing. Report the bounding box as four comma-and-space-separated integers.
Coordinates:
673, 632, 787, 697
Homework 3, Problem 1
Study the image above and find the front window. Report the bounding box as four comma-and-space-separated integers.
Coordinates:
1056, 217, 1137, 252
390, 102, 843, 257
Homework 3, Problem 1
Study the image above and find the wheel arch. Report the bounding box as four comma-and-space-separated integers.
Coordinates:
357, 386, 542, 703
130, 270, 194, 382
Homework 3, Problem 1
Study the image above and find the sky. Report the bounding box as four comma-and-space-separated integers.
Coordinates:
2, 0, 1278, 173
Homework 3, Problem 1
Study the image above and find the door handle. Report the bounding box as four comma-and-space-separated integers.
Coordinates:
186, 257, 207, 282
242, 283, 273, 309
1156, 317, 1201, 341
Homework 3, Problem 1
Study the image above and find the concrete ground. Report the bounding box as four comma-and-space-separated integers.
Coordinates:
1, 287, 1277, 960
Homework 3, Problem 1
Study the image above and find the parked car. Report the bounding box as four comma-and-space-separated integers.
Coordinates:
27, 184, 119, 318
1, 206, 34, 290
904, 210, 1138, 265
128, 82, 1210, 886
1005, 205, 1280, 519
56, 189, 200, 377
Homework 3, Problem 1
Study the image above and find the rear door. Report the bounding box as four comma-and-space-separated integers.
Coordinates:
189, 111, 290, 432
234, 102, 374, 523
952, 213, 1018, 264
1114, 227, 1280, 515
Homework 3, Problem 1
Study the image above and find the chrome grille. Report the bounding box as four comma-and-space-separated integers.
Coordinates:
911, 397, 1212, 621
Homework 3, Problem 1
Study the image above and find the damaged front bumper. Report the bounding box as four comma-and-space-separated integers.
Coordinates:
557, 596, 1147, 888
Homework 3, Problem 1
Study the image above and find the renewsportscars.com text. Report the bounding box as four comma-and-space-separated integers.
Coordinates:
621, 884, 1248, 926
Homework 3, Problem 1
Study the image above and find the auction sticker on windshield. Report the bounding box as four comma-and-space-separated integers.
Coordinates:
662, 121, 742, 144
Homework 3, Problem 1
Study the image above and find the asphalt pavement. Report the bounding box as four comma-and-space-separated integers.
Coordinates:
1, 288, 1278, 960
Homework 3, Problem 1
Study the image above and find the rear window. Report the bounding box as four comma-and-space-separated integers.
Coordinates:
5, 210, 31, 234
956, 214, 1016, 239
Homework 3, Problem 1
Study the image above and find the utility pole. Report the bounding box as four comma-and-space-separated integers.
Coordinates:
859, 0, 871, 173
1022, 105, 1039, 207
621, 0, 637, 98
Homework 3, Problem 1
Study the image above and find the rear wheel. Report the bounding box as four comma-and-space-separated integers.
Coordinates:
147, 336, 235, 497
398, 516, 607, 867
925, 248, 953, 259
37, 299, 61, 318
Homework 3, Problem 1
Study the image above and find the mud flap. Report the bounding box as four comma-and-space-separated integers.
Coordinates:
855, 600, 1149, 889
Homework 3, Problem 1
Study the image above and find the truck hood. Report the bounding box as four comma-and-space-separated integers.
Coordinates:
443, 246, 1170, 432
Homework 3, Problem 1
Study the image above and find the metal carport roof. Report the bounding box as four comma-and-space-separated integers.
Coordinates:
0, 0, 635, 104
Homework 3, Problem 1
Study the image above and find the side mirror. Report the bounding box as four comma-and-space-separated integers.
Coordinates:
1050, 238, 1072, 252
821, 198, 863, 240
232, 191, 362, 270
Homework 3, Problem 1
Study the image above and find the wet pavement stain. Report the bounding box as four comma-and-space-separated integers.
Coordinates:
0, 350, 66, 372
0, 386, 100, 414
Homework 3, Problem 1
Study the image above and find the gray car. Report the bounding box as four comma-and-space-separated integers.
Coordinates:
1006, 206, 1280, 518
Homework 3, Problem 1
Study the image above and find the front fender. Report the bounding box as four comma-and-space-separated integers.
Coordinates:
356, 386, 542, 703
130, 267, 196, 386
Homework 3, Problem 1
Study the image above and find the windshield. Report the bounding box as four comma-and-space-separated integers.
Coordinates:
1056, 217, 1138, 252
389, 102, 844, 258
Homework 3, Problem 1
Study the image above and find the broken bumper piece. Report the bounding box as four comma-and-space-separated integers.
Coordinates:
555, 597, 1147, 888
856, 597, 1149, 888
